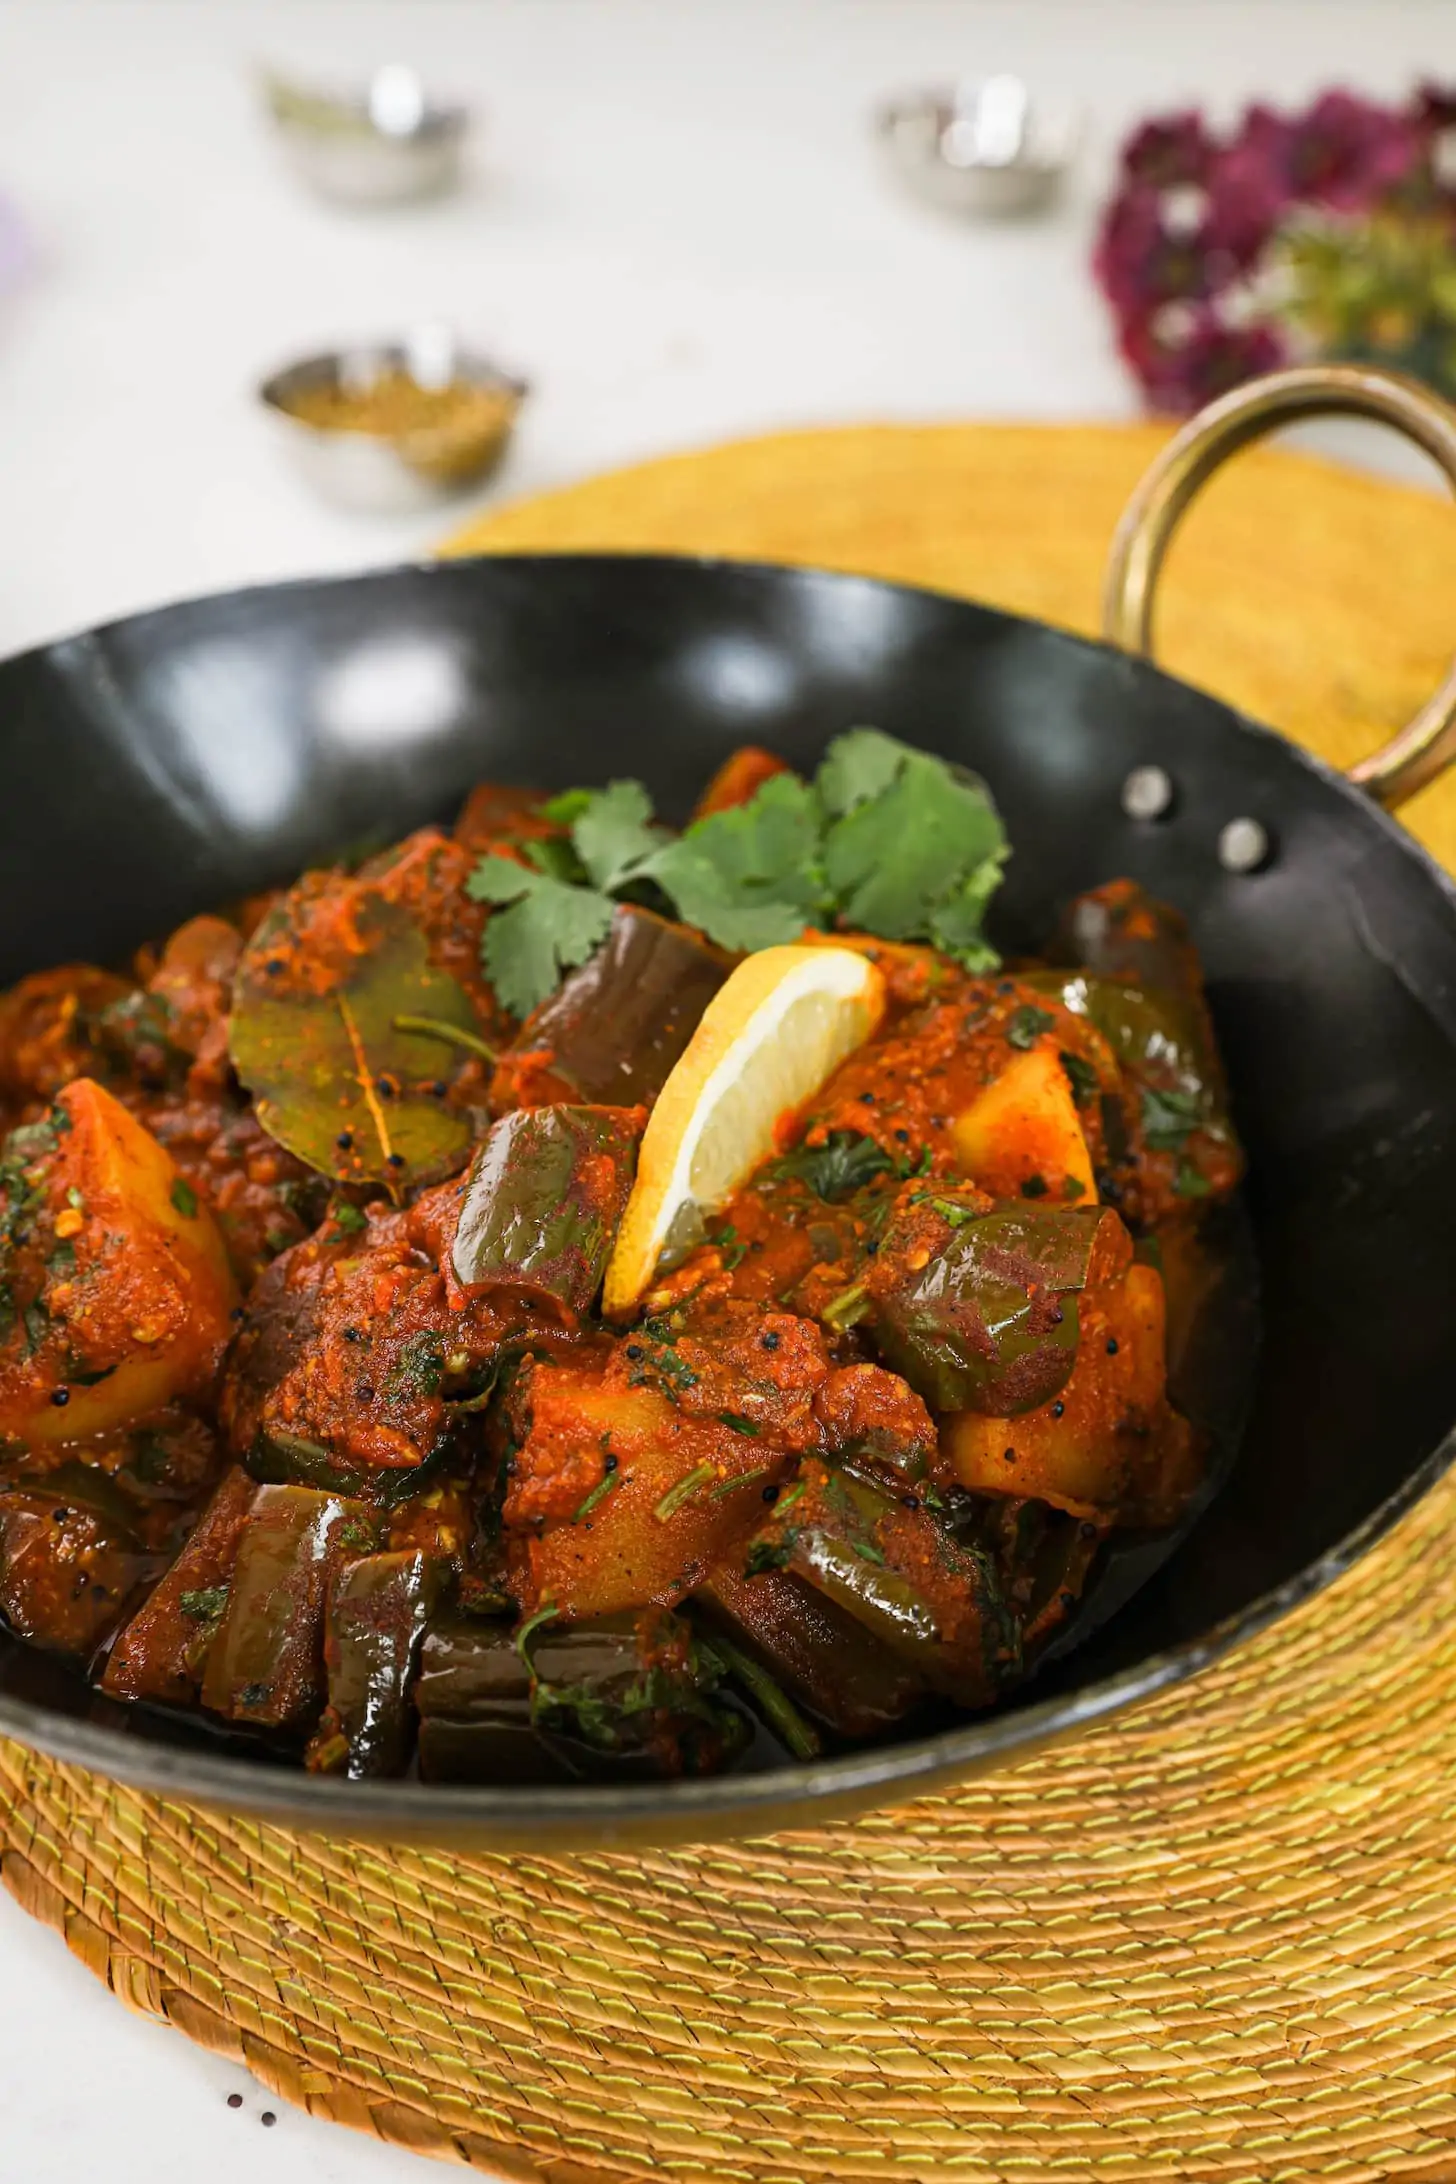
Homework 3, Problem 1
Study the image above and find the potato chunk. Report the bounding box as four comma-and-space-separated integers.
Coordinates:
0, 1079, 237, 1444
952, 1043, 1096, 1203
505, 1350, 790, 1620
941, 1261, 1196, 1524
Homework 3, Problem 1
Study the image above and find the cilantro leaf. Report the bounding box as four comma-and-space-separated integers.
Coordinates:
822, 749, 1006, 942
817, 727, 910, 817
467, 854, 615, 1018
768, 1131, 902, 1201
640, 773, 826, 951
540, 788, 594, 826
1006, 1004, 1054, 1050
927, 848, 1010, 970
569, 780, 667, 892
523, 835, 588, 883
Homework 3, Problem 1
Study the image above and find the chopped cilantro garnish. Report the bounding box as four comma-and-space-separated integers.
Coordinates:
1174, 1159, 1213, 1198
1006, 1004, 1054, 1050
573, 1471, 620, 1523
711, 1222, 748, 1270
653, 1462, 719, 1521
329, 1200, 369, 1235
179, 1586, 228, 1623
386, 1329, 447, 1397
169, 1178, 198, 1219
768, 1131, 899, 1202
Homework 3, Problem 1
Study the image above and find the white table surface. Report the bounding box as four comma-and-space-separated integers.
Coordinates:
0, 1, 1452, 2175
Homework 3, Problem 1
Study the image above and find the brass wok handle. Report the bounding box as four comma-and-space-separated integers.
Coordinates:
1102, 363, 1456, 810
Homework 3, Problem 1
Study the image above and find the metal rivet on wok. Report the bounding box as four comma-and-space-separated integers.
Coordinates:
1218, 816, 1270, 873
1121, 765, 1174, 820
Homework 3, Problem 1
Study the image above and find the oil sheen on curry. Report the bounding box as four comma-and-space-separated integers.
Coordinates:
0, 730, 1250, 1782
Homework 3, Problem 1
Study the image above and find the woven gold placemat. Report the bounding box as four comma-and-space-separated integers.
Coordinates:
6, 422, 1456, 2183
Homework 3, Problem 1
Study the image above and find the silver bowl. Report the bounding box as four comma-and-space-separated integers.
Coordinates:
876, 76, 1079, 218
258, 333, 527, 515
263, 64, 470, 207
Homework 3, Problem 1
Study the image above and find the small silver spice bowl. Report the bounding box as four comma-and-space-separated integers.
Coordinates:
876, 76, 1079, 218
262, 64, 471, 207
258, 333, 528, 515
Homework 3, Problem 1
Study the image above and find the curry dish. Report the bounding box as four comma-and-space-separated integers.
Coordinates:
0, 733, 1245, 1782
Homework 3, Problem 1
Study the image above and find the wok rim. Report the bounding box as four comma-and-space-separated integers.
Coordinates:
3, 546, 1454, 1835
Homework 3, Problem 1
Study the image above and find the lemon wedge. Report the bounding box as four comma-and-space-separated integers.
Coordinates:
602, 944, 887, 1319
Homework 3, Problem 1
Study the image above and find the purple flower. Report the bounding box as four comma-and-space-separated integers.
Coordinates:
1124, 308, 1285, 415
1094, 85, 1456, 413
1094, 187, 1211, 316
1203, 140, 1288, 267
1284, 90, 1418, 210
1120, 111, 1214, 190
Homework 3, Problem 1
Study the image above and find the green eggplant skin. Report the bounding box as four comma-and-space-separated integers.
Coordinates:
413, 1606, 740, 1782
494, 905, 732, 1109
451, 1104, 641, 1317
867, 1195, 1122, 1416
743, 1459, 1018, 1708
201, 1485, 377, 1730
694, 1559, 928, 1738
524, 1607, 731, 1761
307, 1549, 442, 1778
1055, 879, 1215, 1039
1024, 969, 1230, 1131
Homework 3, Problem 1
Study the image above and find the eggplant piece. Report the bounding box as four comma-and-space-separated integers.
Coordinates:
415, 1616, 581, 1784
201, 1484, 377, 1731
0, 1475, 161, 1661
451, 1104, 641, 1318
866, 1190, 1130, 1416
1054, 879, 1218, 1048
1024, 962, 1242, 1209
102, 1465, 256, 1705
743, 1459, 1018, 1707
415, 1605, 743, 1782
491, 905, 731, 1109
305, 1549, 442, 1778
694, 1559, 927, 1740
958, 1493, 1108, 1655
1026, 970, 1235, 1141
525, 1607, 742, 1775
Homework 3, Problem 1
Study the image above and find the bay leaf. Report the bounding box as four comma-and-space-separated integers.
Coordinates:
230, 891, 481, 1194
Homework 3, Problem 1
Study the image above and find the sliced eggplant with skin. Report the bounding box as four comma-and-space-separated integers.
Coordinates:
694, 1559, 927, 1739
305, 1549, 443, 1778
743, 1459, 1018, 1708
866, 1190, 1131, 1415
490, 905, 732, 1110
451, 1104, 641, 1318
201, 1484, 378, 1731
415, 1605, 742, 1781
103, 1465, 256, 1706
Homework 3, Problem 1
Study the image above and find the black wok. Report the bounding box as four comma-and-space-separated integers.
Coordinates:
3, 365, 1456, 1847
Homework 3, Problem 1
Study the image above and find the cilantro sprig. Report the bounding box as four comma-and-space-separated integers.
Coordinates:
467, 728, 1009, 1017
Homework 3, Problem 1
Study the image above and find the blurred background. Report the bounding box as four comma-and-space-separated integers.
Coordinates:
4, 1, 1456, 658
